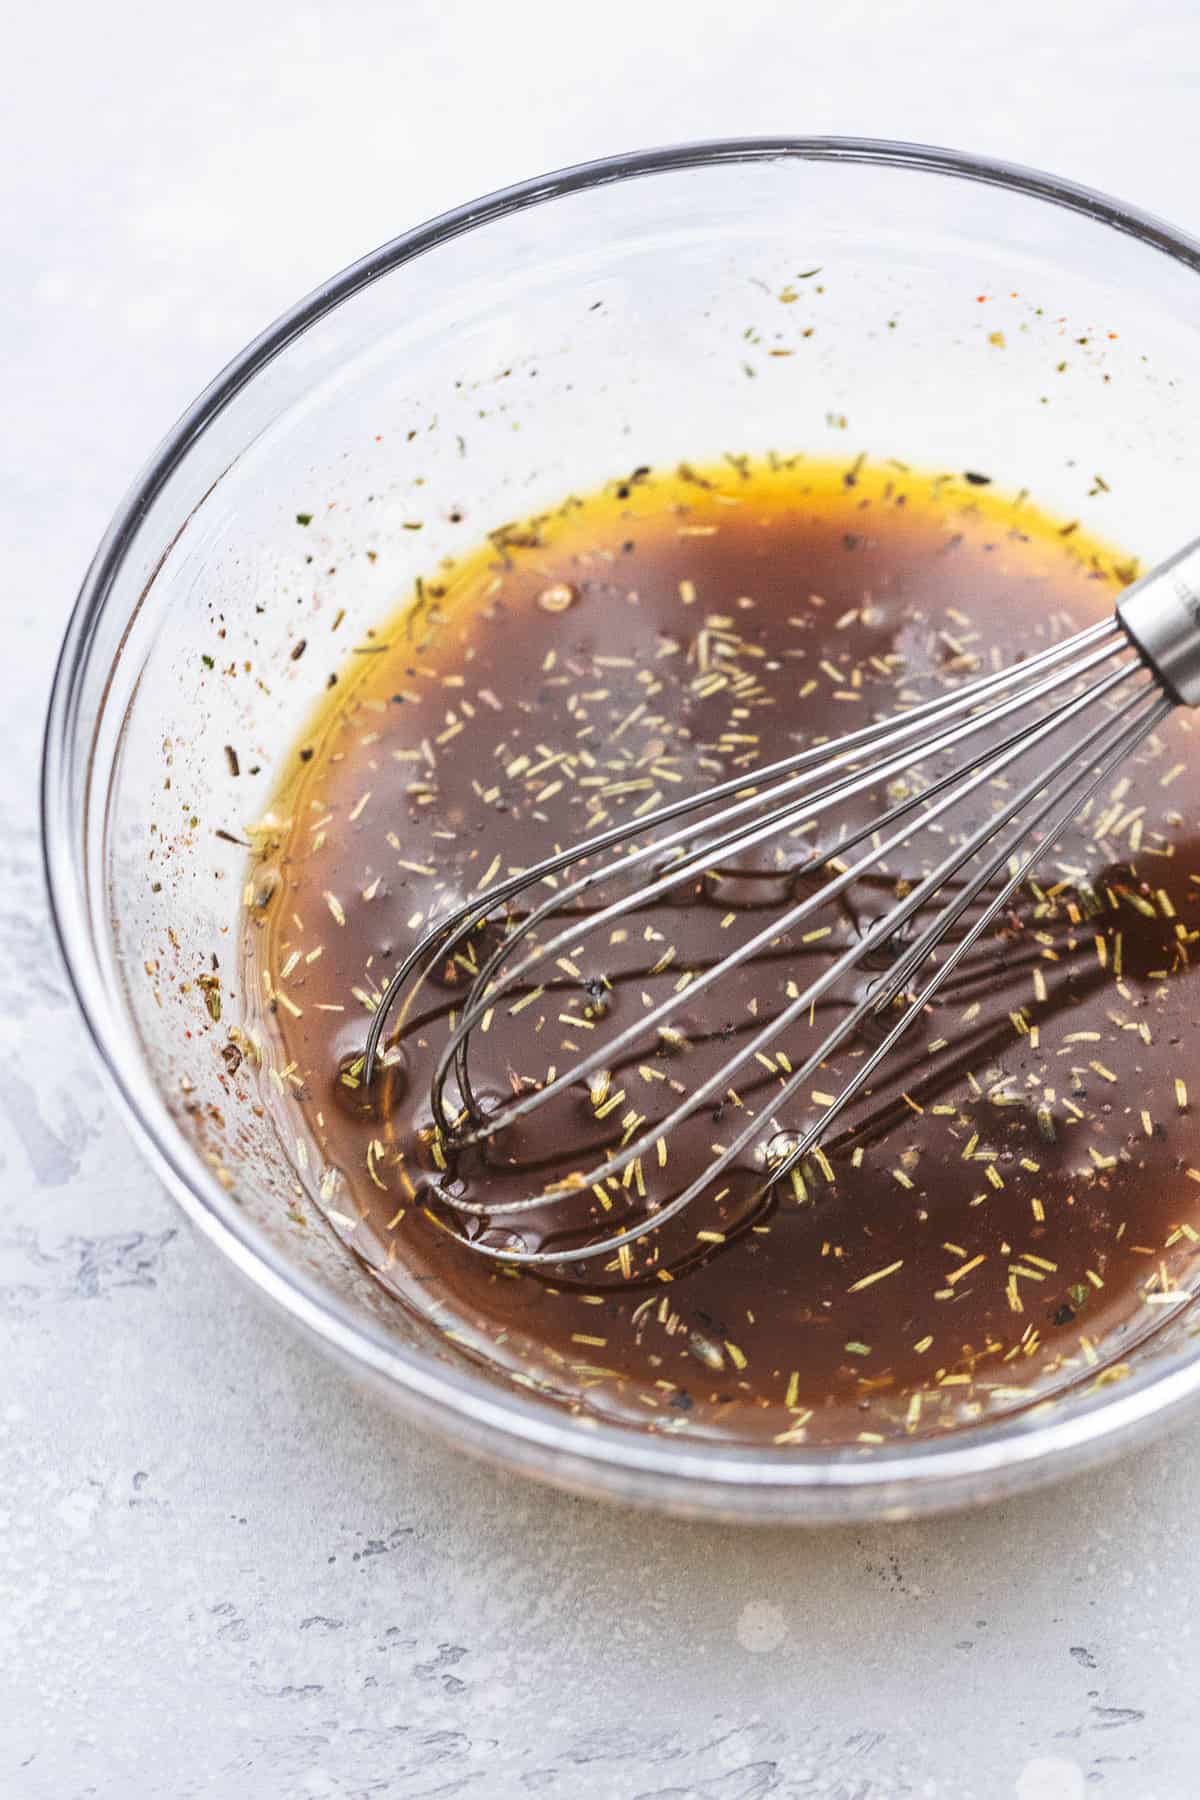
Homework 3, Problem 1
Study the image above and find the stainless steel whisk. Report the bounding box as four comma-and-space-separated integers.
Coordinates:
363, 539, 1200, 1267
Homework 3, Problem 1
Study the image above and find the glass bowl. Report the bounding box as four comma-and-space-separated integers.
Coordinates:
43, 138, 1200, 1522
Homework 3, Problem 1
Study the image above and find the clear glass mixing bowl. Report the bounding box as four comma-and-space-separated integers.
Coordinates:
43, 138, 1200, 1521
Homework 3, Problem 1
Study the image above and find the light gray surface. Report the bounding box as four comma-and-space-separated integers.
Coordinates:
6, 3, 1200, 1794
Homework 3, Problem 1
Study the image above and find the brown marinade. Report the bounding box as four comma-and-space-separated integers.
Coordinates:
243, 457, 1200, 1446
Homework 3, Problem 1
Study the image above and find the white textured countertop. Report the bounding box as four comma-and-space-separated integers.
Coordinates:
6, 3, 1200, 1794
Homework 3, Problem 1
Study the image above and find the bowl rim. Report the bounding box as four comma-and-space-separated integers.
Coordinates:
41, 134, 1200, 1518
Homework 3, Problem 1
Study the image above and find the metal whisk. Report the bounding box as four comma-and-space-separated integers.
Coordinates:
363, 539, 1200, 1267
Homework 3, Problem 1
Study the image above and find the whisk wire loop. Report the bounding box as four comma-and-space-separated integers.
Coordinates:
357, 587, 1194, 1267
425, 677, 1165, 1265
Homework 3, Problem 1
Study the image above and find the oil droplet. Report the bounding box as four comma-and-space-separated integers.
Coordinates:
537, 581, 578, 613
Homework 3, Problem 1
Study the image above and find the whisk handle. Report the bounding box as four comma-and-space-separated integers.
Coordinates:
1117, 536, 1200, 706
